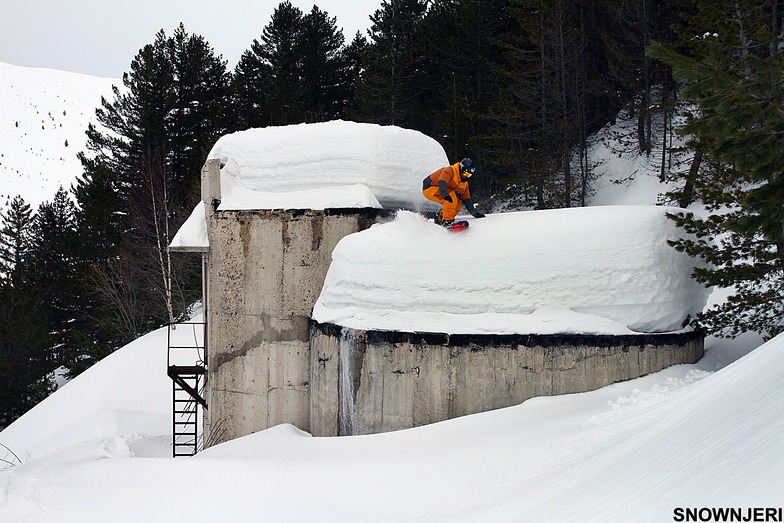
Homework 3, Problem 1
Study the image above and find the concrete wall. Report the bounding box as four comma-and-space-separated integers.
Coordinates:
309, 323, 704, 436
204, 208, 391, 446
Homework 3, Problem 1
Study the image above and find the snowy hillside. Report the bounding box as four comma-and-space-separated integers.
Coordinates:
586, 108, 689, 207
0, 62, 119, 209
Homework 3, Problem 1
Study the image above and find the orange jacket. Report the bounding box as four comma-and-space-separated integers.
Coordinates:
426, 162, 471, 200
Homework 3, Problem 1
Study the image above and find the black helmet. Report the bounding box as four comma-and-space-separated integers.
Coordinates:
459, 158, 475, 178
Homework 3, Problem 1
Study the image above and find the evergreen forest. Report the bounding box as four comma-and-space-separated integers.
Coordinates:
1, 0, 782, 427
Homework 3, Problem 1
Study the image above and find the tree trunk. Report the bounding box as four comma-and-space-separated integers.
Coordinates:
557, 1, 571, 206
141, 151, 175, 325
640, 0, 652, 155
679, 150, 702, 208
660, 75, 669, 182
772, 0, 779, 57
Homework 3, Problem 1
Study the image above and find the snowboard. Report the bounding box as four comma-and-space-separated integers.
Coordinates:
446, 219, 469, 232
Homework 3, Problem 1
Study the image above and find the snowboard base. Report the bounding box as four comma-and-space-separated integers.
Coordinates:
446, 220, 469, 232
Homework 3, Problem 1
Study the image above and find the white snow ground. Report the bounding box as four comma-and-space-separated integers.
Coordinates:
0, 64, 781, 522
0, 323, 776, 522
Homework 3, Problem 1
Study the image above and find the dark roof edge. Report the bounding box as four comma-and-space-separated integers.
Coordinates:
309, 320, 703, 348
214, 207, 397, 218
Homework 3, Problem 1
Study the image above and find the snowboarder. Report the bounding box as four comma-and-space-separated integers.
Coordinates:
422, 158, 486, 227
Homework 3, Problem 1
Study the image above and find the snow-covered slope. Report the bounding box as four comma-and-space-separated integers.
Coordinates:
0, 325, 173, 460
585, 108, 691, 207
0, 322, 777, 521
0, 62, 119, 209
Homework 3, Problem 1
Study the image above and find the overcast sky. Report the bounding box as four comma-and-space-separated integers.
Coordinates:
0, 0, 379, 79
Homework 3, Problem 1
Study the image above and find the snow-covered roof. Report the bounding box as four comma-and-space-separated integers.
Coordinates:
313, 207, 712, 335
169, 203, 208, 252
170, 120, 447, 250
208, 120, 447, 210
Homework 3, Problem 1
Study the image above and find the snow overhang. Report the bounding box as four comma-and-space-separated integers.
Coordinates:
169, 202, 209, 253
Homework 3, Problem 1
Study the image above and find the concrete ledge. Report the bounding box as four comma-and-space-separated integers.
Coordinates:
214, 207, 395, 219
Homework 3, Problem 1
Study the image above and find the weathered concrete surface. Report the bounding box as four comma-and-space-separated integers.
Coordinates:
309, 323, 704, 436
204, 209, 391, 446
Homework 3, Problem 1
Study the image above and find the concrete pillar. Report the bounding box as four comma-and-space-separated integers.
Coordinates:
203, 209, 391, 447
201, 158, 221, 212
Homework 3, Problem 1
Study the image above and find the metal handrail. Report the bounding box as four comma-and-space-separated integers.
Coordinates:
166, 321, 207, 369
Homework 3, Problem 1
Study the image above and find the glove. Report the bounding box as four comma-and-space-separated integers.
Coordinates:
443, 194, 453, 203
463, 198, 484, 218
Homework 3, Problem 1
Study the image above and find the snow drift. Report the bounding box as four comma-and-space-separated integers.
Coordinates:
313, 207, 712, 334
206, 120, 449, 210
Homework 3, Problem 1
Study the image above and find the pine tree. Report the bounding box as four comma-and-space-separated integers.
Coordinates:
648, 0, 784, 338
299, 6, 353, 121
252, 1, 307, 125
0, 281, 53, 428
74, 24, 228, 364
28, 188, 81, 366
168, 23, 232, 200
0, 197, 53, 427
354, 0, 430, 129
0, 196, 33, 284
422, 0, 511, 173
231, 49, 273, 130
342, 32, 369, 119
87, 24, 229, 205
233, 2, 352, 126
481, 0, 588, 209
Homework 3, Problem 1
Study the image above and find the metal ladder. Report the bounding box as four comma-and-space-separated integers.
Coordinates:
167, 322, 207, 457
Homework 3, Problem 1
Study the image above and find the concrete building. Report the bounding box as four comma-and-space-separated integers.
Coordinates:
169, 122, 707, 449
